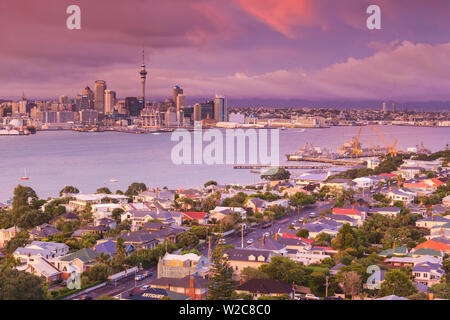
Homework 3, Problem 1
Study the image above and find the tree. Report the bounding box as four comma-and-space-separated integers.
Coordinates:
59, 186, 79, 196
296, 229, 309, 239
96, 187, 112, 194
429, 282, 450, 299
177, 231, 199, 249
378, 269, 417, 297
289, 192, 316, 220
240, 267, 269, 282
204, 180, 218, 188
0, 269, 46, 300
340, 271, 361, 299
5, 230, 30, 254
112, 237, 127, 270
207, 245, 235, 300
125, 182, 147, 197
111, 208, 124, 222
190, 226, 209, 240
259, 256, 308, 285
261, 168, 291, 181
86, 263, 110, 282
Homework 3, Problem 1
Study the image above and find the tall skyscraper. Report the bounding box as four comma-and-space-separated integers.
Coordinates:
382, 102, 387, 113
105, 90, 116, 114
173, 85, 183, 105
81, 86, 94, 109
214, 95, 227, 122
94, 80, 107, 114
176, 94, 186, 113
140, 47, 148, 104
193, 103, 202, 122
392, 103, 396, 112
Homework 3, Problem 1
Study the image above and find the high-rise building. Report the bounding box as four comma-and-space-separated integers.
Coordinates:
125, 97, 144, 116
59, 95, 69, 105
193, 103, 202, 122
214, 95, 227, 122
382, 102, 387, 113
200, 100, 214, 120
173, 85, 183, 105
392, 103, 396, 112
105, 90, 116, 114
94, 80, 107, 114
81, 86, 94, 109
176, 94, 186, 113
140, 47, 148, 104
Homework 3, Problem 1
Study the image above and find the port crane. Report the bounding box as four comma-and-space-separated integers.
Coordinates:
351, 126, 363, 157
371, 125, 398, 157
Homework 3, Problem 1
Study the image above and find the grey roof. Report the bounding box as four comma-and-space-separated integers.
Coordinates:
151, 275, 208, 289
225, 248, 273, 262
249, 238, 286, 251
119, 231, 158, 244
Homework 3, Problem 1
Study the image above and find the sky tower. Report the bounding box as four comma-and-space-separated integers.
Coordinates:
139, 47, 148, 104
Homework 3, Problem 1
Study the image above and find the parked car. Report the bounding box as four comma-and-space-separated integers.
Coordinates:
305, 293, 320, 300
309, 212, 317, 218
135, 275, 144, 281
141, 285, 150, 290
263, 232, 271, 238
143, 271, 152, 278
217, 238, 226, 245
80, 295, 93, 300
246, 238, 254, 245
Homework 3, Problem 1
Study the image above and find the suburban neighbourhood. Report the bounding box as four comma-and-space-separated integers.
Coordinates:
0, 150, 449, 301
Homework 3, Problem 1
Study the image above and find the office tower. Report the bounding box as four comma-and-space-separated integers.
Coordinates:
59, 95, 69, 105
105, 90, 116, 114
193, 103, 202, 122
382, 102, 387, 113
140, 47, 148, 104
94, 80, 107, 114
125, 97, 143, 116
201, 100, 214, 120
392, 103, 396, 112
214, 95, 227, 122
79, 109, 98, 125
176, 94, 186, 113
81, 86, 94, 109
173, 85, 183, 104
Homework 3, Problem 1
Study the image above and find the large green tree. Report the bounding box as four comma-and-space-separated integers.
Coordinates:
0, 269, 46, 300
207, 245, 235, 300
378, 269, 417, 297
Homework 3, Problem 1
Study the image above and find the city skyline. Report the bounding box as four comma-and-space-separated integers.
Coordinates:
2, 0, 450, 103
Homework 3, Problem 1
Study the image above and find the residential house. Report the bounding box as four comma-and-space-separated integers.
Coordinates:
13, 241, 69, 263
415, 215, 450, 230
320, 179, 354, 192
29, 223, 62, 240
290, 245, 331, 266
384, 188, 416, 204
150, 275, 208, 300
23, 256, 62, 284
413, 262, 445, 287
368, 207, 401, 218
352, 177, 374, 189
119, 231, 159, 250
332, 207, 366, 226
50, 248, 101, 279
224, 248, 274, 280
0, 226, 18, 248
443, 195, 450, 207
181, 212, 209, 225
245, 198, 268, 214
236, 279, 292, 299
157, 253, 210, 279
93, 239, 135, 257
414, 237, 450, 255
134, 189, 175, 203
68, 193, 128, 211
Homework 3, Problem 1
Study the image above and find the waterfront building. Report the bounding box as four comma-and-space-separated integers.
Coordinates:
176, 94, 186, 114
173, 85, 183, 105
125, 97, 144, 116
79, 109, 98, 125
81, 86, 94, 109
193, 103, 202, 122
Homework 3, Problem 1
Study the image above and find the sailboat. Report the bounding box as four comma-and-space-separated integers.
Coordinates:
20, 169, 30, 180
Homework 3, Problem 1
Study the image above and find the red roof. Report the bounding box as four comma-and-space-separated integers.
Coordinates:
332, 208, 362, 216
182, 212, 208, 220
429, 178, 444, 186
281, 233, 298, 239
414, 238, 450, 252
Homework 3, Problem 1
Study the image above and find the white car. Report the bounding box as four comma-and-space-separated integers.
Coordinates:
263, 232, 271, 238
309, 212, 317, 218
141, 285, 150, 290
246, 239, 254, 245
135, 275, 144, 281
305, 293, 320, 300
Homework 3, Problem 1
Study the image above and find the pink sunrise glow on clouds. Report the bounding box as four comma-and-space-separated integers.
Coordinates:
1, 0, 450, 102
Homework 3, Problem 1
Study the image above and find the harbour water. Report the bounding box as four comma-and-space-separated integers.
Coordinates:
0, 125, 448, 201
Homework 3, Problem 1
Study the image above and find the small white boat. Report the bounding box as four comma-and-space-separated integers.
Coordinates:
109, 178, 118, 183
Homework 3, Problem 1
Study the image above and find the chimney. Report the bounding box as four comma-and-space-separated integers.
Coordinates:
275, 233, 278, 241
189, 275, 195, 297
262, 235, 265, 246
428, 293, 434, 300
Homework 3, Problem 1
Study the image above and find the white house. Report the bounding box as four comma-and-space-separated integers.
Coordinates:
352, 177, 374, 189
13, 241, 69, 263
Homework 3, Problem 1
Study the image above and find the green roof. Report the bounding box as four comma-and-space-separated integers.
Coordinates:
378, 246, 408, 256
59, 248, 101, 263
412, 248, 443, 257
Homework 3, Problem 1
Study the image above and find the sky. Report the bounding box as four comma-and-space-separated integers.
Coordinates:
1, 0, 450, 104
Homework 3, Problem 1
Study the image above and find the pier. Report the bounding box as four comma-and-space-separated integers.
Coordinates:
286, 156, 365, 166
233, 164, 330, 169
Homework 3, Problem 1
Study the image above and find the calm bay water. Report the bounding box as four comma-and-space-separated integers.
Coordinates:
0, 125, 448, 201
